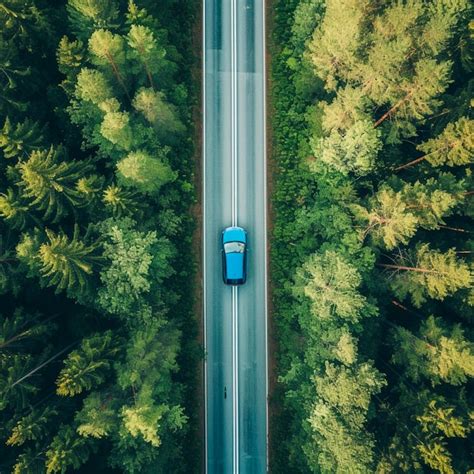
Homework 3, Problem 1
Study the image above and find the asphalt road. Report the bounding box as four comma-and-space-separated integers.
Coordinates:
203, 0, 267, 472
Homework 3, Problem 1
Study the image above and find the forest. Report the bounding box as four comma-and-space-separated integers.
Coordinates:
270, 0, 473, 473
0, 0, 199, 472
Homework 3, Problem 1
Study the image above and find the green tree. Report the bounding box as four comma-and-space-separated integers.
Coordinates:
392, 315, 474, 385
88, 28, 129, 99
0, 116, 45, 159
45, 424, 95, 473
17, 146, 94, 222
102, 184, 141, 217
0, 188, 31, 230
7, 406, 58, 447
100, 108, 133, 150
56, 331, 120, 396
294, 250, 371, 322
311, 119, 382, 175
354, 175, 465, 249
127, 24, 165, 89
57, 36, 86, 94
308, 361, 386, 473
97, 217, 173, 316
396, 117, 474, 170
67, 0, 119, 40
76, 391, 117, 438
17, 226, 101, 295
133, 87, 184, 137
75, 67, 114, 105
380, 244, 472, 306
116, 150, 175, 193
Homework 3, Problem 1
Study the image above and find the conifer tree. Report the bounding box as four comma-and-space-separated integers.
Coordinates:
381, 244, 472, 306
56, 331, 119, 396
308, 361, 386, 472
88, 29, 129, 99
17, 146, 94, 222
355, 174, 465, 249
75, 67, 114, 105
33, 226, 101, 295
102, 184, 141, 217
7, 406, 58, 447
57, 36, 85, 94
392, 315, 474, 385
396, 117, 474, 170
116, 150, 175, 194
307, 0, 372, 90
312, 119, 382, 175
67, 0, 119, 40
133, 87, 184, 137
127, 25, 165, 89
0, 188, 31, 230
45, 424, 95, 474
76, 391, 117, 438
294, 250, 370, 322
75, 174, 104, 206
0, 116, 45, 159
100, 108, 133, 150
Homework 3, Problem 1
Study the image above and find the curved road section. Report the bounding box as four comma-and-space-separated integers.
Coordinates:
203, 0, 267, 472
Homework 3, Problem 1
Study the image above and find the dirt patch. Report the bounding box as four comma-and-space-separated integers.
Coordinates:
264, 0, 281, 472
190, 1, 204, 472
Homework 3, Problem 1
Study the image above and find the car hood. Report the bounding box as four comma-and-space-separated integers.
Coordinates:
226, 252, 244, 279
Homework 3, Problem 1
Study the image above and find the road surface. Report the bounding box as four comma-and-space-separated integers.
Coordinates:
203, 0, 267, 472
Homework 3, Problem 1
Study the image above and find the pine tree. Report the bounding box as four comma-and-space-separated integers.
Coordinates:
355, 175, 465, 249
102, 184, 141, 217
100, 108, 133, 150
133, 87, 184, 137
396, 117, 474, 170
17, 146, 94, 222
312, 119, 382, 175
56, 331, 119, 396
0, 188, 31, 230
76, 391, 117, 438
127, 25, 165, 89
417, 438, 454, 474
116, 150, 175, 194
67, 0, 120, 40
75, 174, 104, 206
7, 406, 58, 447
57, 36, 85, 94
308, 361, 386, 472
307, 0, 373, 90
88, 29, 129, 99
373, 59, 452, 134
381, 244, 472, 306
75, 67, 114, 105
36, 226, 101, 295
392, 315, 474, 385
294, 250, 370, 322
45, 424, 95, 473
0, 116, 45, 159
418, 400, 469, 438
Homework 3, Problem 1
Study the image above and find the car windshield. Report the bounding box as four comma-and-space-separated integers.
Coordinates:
224, 241, 245, 254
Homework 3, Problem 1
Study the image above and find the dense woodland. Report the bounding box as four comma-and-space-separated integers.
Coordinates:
270, 0, 473, 473
0, 0, 199, 472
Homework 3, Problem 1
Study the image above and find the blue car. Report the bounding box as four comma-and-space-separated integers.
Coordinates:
222, 226, 247, 285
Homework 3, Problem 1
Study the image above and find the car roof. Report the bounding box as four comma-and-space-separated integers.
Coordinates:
226, 252, 244, 280
222, 226, 247, 244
